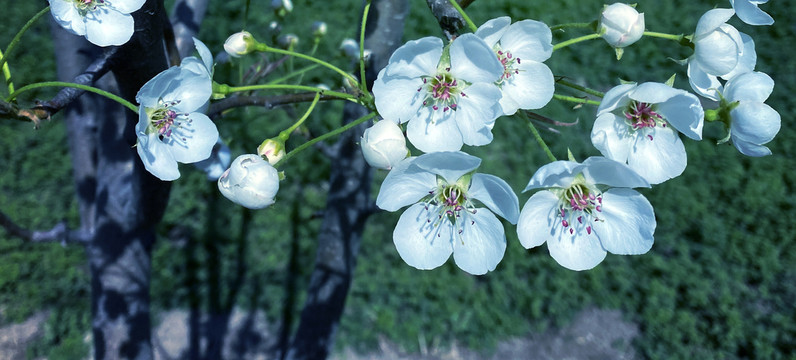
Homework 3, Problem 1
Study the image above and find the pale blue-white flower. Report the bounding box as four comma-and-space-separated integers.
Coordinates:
598, 3, 645, 48
360, 120, 408, 170
720, 71, 781, 156
372, 34, 504, 153
730, 0, 774, 25
517, 157, 655, 271
218, 154, 280, 209
376, 151, 519, 275
687, 8, 756, 100
135, 39, 217, 181
474, 16, 554, 116
49, 0, 145, 46
591, 82, 704, 184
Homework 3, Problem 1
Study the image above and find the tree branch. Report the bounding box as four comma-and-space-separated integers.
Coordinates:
425, 0, 471, 39
207, 91, 354, 118
0, 210, 90, 245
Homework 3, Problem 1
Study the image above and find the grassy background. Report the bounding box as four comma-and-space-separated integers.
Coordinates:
1, 0, 794, 359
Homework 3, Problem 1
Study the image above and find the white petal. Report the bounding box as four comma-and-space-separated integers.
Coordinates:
724, 71, 774, 103
595, 188, 655, 255
384, 37, 442, 78
581, 157, 650, 188
695, 8, 736, 37
376, 157, 436, 212
406, 108, 463, 153
468, 174, 519, 224
166, 112, 219, 164
547, 224, 607, 271
474, 16, 511, 47
49, 0, 87, 36
730, 0, 774, 25
108, 0, 145, 13
721, 33, 756, 80
413, 151, 480, 184
449, 34, 503, 84
694, 24, 741, 76
84, 8, 134, 46
453, 209, 506, 275
136, 66, 183, 106
500, 19, 553, 62
501, 61, 554, 112
517, 190, 559, 249
687, 61, 722, 101
731, 102, 780, 145
732, 138, 772, 157
627, 127, 687, 184
454, 83, 502, 146
169, 71, 212, 113
393, 204, 454, 270
137, 133, 180, 181
373, 73, 424, 123
192, 38, 214, 74
654, 90, 704, 140
523, 161, 582, 191
596, 83, 635, 116
591, 113, 633, 164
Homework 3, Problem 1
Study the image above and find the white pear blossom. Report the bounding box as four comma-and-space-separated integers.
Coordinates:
687, 8, 757, 100
372, 34, 504, 153
474, 17, 554, 116
218, 154, 280, 209
224, 31, 255, 58
517, 157, 655, 271
360, 120, 409, 170
376, 151, 519, 275
599, 3, 645, 48
49, 0, 145, 47
590, 82, 704, 184
730, 0, 774, 25
720, 71, 781, 156
135, 39, 217, 181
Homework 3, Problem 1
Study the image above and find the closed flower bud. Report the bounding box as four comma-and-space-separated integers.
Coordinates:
361, 120, 408, 170
339, 38, 359, 59
257, 138, 286, 165
278, 34, 299, 49
271, 0, 292, 12
218, 154, 280, 209
599, 3, 645, 48
224, 31, 256, 58
311, 21, 327, 37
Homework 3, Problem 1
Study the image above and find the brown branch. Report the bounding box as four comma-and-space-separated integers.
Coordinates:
425, 0, 473, 39
0, 210, 90, 245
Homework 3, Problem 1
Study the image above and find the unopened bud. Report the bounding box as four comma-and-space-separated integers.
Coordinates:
257, 138, 286, 165
360, 120, 408, 170
599, 3, 645, 48
278, 34, 299, 49
311, 21, 327, 37
271, 0, 293, 13
218, 154, 280, 209
224, 31, 256, 58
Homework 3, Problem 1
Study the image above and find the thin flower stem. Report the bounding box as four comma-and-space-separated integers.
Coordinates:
359, 0, 371, 93
221, 83, 357, 102
0, 50, 13, 95
254, 43, 360, 89
6, 81, 139, 113
550, 22, 592, 31
552, 33, 602, 51
279, 92, 321, 141
275, 111, 378, 168
447, 0, 477, 33
643, 31, 684, 42
553, 94, 601, 106
0, 6, 50, 73
556, 78, 604, 98
519, 112, 556, 162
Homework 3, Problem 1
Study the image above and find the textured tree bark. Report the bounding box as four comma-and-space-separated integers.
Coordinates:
283, 0, 408, 359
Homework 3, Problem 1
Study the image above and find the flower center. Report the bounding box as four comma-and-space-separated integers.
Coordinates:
145, 99, 192, 142
624, 101, 668, 140
417, 70, 466, 113
557, 181, 603, 236
421, 180, 477, 240
73, 0, 106, 14
496, 49, 521, 84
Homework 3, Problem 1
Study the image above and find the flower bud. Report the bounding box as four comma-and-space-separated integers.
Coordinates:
311, 21, 327, 37
599, 3, 645, 48
278, 34, 299, 49
271, 0, 293, 12
218, 154, 280, 209
360, 120, 408, 170
257, 138, 286, 165
224, 31, 256, 58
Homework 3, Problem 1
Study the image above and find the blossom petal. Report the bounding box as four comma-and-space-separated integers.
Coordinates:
724, 71, 773, 103
384, 37, 442, 78
596, 83, 635, 116
166, 112, 219, 164
627, 126, 687, 184
453, 209, 506, 275
731, 102, 780, 146
687, 62, 722, 101
694, 23, 742, 76
136, 66, 184, 106
406, 107, 464, 153
591, 113, 633, 165
137, 133, 180, 181
652, 90, 704, 141
49, 0, 86, 36
500, 19, 553, 62
730, 0, 774, 25
84, 8, 134, 46
373, 73, 424, 123
474, 16, 511, 47
449, 34, 503, 84
109, 0, 145, 14
192, 38, 214, 75
695, 8, 735, 37
376, 157, 436, 211
547, 225, 607, 271
393, 204, 454, 270
168, 68, 213, 112
721, 33, 756, 80
732, 138, 772, 157
523, 161, 582, 191
581, 157, 650, 188
517, 190, 559, 249
468, 174, 519, 224
595, 188, 655, 255
454, 83, 502, 146
413, 151, 481, 184
501, 60, 554, 113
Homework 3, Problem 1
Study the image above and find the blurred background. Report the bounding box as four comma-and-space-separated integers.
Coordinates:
1, 0, 793, 358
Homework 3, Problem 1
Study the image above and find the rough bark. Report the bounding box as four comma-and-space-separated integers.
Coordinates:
283, 1, 408, 359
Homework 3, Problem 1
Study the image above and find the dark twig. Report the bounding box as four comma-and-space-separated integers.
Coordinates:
0, 210, 90, 245
425, 0, 469, 39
